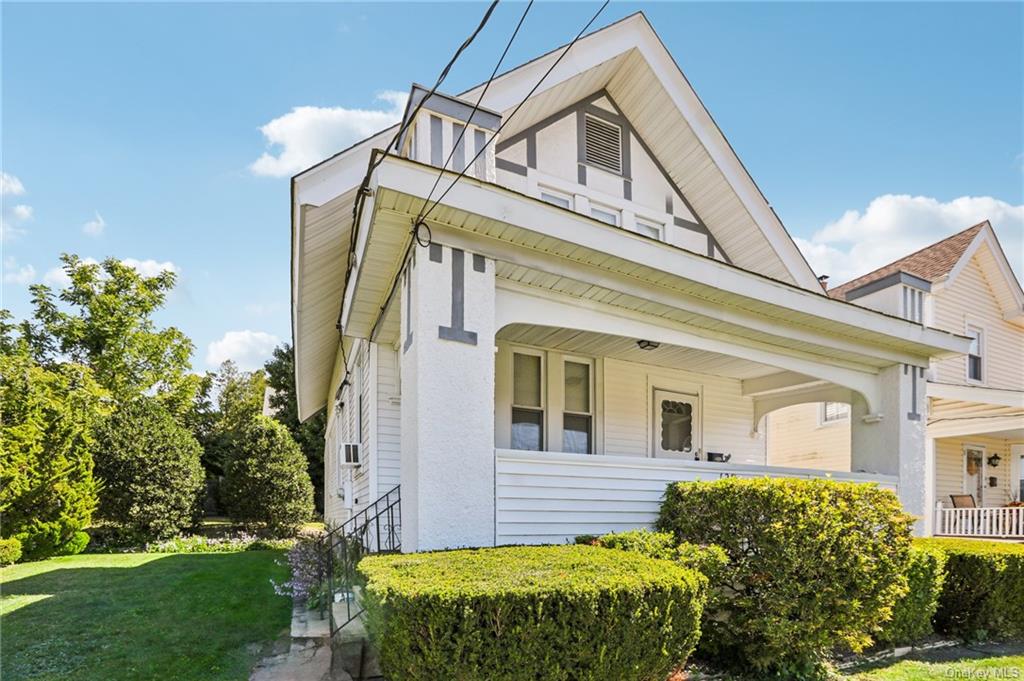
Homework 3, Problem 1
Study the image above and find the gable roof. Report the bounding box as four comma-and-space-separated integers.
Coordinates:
829, 220, 1024, 324
829, 222, 987, 299
289, 12, 849, 419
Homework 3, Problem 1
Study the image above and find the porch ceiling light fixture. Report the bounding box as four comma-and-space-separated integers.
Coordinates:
636, 339, 660, 351
987, 453, 1001, 467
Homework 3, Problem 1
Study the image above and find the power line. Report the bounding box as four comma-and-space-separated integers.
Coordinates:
367, 1, 610, 342
416, 0, 610, 226
415, 0, 535, 224
338, 0, 501, 328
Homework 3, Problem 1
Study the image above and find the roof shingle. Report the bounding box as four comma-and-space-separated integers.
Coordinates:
829, 221, 988, 299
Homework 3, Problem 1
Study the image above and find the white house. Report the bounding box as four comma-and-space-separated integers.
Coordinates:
768, 221, 1024, 538
291, 13, 970, 552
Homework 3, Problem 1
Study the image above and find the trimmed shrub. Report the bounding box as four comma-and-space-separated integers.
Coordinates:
579, 529, 728, 596
876, 544, 946, 646
0, 537, 22, 565
657, 477, 913, 679
1, 350, 106, 560
94, 397, 205, 542
919, 538, 1024, 640
222, 416, 314, 535
359, 544, 707, 681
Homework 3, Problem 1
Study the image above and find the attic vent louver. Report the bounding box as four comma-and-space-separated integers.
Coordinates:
584, 114, 622, 174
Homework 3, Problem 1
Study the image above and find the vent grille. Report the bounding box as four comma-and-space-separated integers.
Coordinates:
584, 115, 622, 174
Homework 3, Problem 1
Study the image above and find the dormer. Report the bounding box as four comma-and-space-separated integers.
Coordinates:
840, 271, 932, 323
397, 84, 500, 183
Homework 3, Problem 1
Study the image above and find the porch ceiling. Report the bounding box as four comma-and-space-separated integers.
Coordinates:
498, 324, 779, 380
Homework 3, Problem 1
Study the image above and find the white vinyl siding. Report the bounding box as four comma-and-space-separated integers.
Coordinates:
933, 254, 1022, 390
766, 402, 851, 472
376, 345, 402, 497
936, 435, 1018, 508
601, 358, 764, 464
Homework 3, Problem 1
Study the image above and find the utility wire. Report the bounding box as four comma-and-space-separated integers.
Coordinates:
415, 0, 535, 224
339, 0, 501, 325
368, 0, 610, 342
417, 0, 610, 226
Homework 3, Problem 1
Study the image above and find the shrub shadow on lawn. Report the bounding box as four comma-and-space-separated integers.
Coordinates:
1, 551, 290, 681
846, 641, 1024, 677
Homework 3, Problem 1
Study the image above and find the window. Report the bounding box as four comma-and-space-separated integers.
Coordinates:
540, 188, 572, 210
902, 285, 924, 323
511, 352, 544, 450
635, 219, 663, 240
583, 114, 622, 174
1018, 452, 1024, 502
821, 402, 850, 424
967, 327, 983, 382
590, 204, 619, 226
660, 399, 693, 453
562, 360, 593, 454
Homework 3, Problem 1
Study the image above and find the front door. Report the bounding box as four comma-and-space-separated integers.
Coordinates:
653, 389, 700, 459
964, 447, 985, 506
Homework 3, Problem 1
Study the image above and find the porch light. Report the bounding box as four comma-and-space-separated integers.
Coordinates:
637, 339, 660, 351
987, 453, 1001, 467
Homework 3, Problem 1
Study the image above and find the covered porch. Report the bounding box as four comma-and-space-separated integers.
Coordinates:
929, 384, 1024, 539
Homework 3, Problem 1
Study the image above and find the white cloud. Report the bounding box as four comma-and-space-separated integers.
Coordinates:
42, 257, 176, 288
0, 173, 25, 196
796, 195, 1024, 285
3, 257, 36, 285
82, 211, 106, 236
120, 258, 179, 277
206, 330, 280, 370
1, 175, 32, 242
249, 91, 407, 177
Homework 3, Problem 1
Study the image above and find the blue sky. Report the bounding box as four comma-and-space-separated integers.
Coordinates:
3, 2, 1022, 370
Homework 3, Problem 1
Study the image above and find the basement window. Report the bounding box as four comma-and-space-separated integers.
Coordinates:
583, 114, 622, 174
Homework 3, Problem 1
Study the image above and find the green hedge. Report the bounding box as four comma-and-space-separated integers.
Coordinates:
918, 538, 1024, 640
359, 544, 707, 681
657, 477, 913, 679
577, 529, 728, 606
876, 544, 946, 646
0, 537, 22, 565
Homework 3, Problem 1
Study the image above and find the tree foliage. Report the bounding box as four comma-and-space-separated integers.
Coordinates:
222, 416, 314, 534
0, 339, 109, 560
94, 396, 205, 542
263, 344, 325, 512
27, 254, 200, 418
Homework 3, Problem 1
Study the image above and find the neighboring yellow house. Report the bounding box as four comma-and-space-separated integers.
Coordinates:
767, 221, 1024, 536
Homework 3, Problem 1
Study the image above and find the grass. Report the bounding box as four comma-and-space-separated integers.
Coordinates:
846, 644, 1024, 680
1, 551, 291, 681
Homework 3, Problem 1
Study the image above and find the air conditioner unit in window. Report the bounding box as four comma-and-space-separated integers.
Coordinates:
339, 443, 361, 467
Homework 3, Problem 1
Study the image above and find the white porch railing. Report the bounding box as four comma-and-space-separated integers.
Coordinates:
934, 505, 1024, 539
495, 449, 899, 545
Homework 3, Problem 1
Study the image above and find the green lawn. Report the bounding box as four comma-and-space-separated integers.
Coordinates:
849, 652, 1024, 680
1, 551, 291, 681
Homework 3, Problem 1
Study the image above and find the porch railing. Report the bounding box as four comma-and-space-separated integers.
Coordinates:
934, 505, 1024, 539
320, 485, 401, 636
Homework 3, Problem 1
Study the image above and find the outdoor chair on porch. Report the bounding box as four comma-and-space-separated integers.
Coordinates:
950, 494, 977, 509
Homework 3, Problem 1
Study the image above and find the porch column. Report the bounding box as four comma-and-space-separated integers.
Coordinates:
399, 241, 496, 552
850, 363, 928, 534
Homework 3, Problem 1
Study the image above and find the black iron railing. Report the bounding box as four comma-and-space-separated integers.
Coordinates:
320, 485, 401, 636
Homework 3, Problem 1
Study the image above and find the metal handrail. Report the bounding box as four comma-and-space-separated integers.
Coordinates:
321, 485, 401, 636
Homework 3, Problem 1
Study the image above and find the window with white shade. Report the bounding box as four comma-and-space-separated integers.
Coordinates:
540, 188, 572, 210
634, 219, 663, 241
966, 327, 983, 382
590, 204, 619, 226
562, 359, 593, 454
511, 351, 544, 451
820, 401, 850, 424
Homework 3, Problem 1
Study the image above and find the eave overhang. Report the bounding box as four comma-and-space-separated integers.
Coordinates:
341, 156, 970, 371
